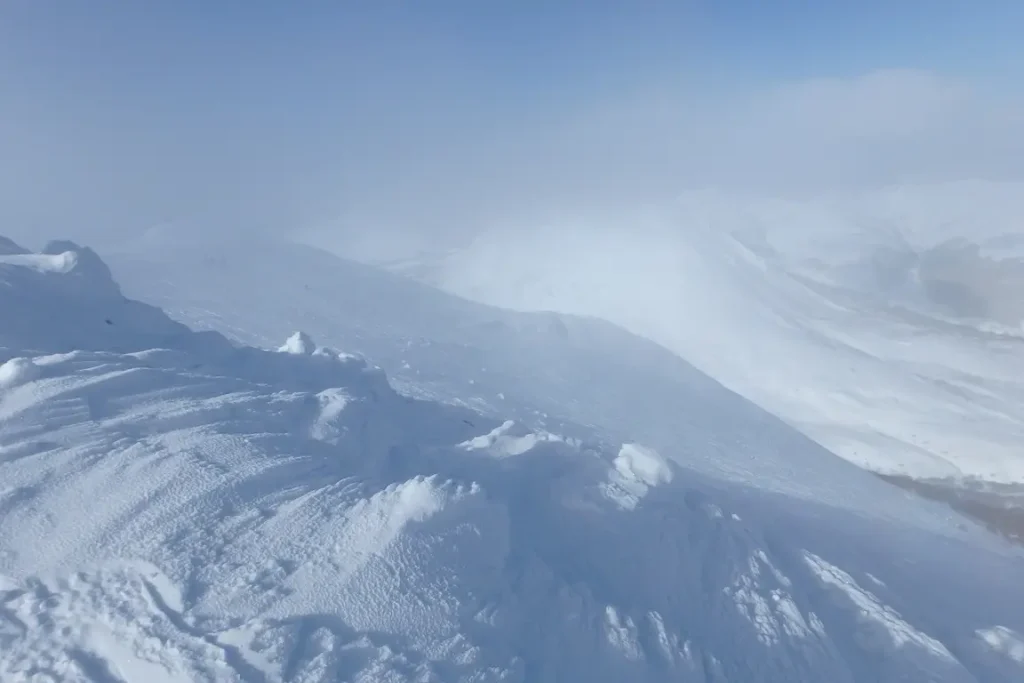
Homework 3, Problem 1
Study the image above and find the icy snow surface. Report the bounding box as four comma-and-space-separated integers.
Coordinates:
2, 236, 1023, 682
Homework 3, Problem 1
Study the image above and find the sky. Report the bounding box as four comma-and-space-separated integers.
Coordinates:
1, 1, 1023, 249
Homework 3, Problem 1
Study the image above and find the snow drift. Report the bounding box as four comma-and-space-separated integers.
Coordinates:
2, 236, 1024, 682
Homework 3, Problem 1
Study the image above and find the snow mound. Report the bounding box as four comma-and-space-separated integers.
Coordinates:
2, 235, 1023, 681
605, 444, 674, 510
615, 443, 672, 487
279, 330, 316, 355
2, 338, 859, 682
0, 237, 210, 357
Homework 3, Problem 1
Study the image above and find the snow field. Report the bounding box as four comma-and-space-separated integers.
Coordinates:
2, 237, 1023, 681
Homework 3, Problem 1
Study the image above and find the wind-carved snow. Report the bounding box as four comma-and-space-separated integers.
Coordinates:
0, 250, 79, 274
801, 552, 984, 681
615, 443, 672, 487
308, 388, 352, 443
724, 550, 822, 649
459, 419, 567, 457
603, 443, 673, 510
0, 358, 40, 389
2, 236, 1024, 682
805, 551, 954, 659
1, 562, 229, 683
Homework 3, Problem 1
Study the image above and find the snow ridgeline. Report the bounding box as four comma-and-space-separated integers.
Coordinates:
1, 238, 1023, 682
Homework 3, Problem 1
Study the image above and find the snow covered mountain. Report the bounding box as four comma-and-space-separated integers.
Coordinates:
332, 186, 1024, 485
3, 236, 1024, 682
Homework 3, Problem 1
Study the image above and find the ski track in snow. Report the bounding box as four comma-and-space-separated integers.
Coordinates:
1, 236, 1023, 681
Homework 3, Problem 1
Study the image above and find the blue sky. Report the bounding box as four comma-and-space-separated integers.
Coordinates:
2, 2, 1023, 246
695, 1, 1024, 84
6, 2, 1022, 110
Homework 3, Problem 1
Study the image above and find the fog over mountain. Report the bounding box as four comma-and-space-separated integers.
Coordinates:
4, 3, 1024, 680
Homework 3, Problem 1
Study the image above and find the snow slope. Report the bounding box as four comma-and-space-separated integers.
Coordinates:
343, 192, 1024, 484
104, 236, 963, 502
4, 236, 1024, 682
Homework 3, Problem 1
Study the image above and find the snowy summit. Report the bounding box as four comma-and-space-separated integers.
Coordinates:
2, 236, 1023, 682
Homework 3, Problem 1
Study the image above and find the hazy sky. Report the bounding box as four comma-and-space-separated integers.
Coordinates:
2, 1, 1023, 248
